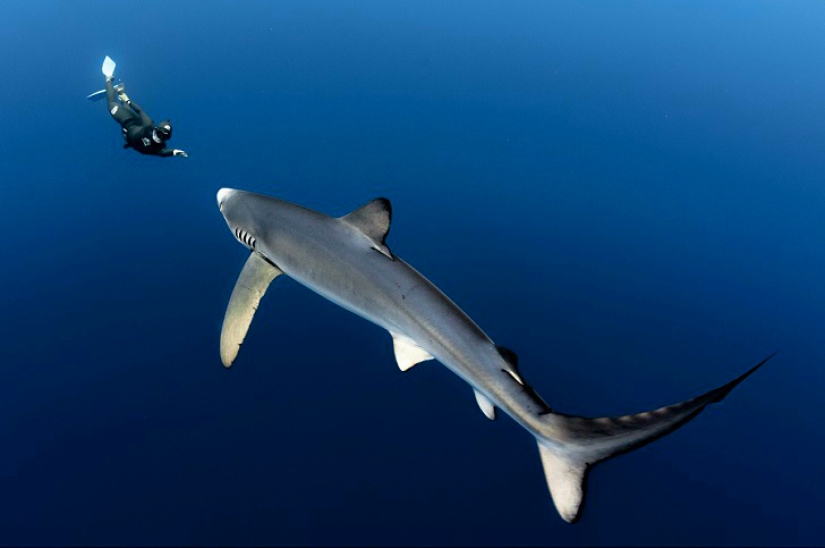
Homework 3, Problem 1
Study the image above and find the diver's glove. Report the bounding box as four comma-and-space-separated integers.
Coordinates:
173, 149, 188, 158
117, 91, 130, 104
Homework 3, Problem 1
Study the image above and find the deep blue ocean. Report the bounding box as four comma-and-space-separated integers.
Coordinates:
1, 1, 822, 545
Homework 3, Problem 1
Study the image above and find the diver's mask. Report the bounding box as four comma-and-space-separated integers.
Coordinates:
155, 120, 172, 141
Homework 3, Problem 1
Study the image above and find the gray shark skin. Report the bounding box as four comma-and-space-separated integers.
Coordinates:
216, 187, 772, 523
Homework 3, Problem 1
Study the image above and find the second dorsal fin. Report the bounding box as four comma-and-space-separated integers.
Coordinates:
496, 345, 519, 368
497, 344, 525, 385
340, 198, 393, 259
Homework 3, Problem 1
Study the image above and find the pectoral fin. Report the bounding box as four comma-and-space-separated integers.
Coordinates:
390, 331, 434, 371
220, 253, 283, 367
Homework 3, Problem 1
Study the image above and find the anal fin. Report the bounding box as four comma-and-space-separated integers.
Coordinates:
474, 389, 497, 420
390, 331, 434, 371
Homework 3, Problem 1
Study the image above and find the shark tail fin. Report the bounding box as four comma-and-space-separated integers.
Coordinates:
535, 352, 775, 523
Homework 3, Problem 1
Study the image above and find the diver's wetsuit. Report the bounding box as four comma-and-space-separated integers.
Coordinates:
106, 80, 175, 157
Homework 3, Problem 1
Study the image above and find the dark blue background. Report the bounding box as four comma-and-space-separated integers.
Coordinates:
1, 1, 822, 545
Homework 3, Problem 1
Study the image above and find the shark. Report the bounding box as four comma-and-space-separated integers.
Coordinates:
216, 187, 772, 523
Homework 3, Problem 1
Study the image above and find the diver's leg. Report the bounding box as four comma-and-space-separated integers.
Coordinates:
105, 80, 138, 127
105, 79, 117, 107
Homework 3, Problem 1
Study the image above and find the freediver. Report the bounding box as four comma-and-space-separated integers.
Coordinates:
104, 73, 188, 158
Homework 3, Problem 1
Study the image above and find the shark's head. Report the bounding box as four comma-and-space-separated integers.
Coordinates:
218, 187, 330, 263
217, 188, 260, 251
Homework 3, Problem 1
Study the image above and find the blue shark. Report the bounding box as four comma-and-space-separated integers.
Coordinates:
216, 187, 772, 523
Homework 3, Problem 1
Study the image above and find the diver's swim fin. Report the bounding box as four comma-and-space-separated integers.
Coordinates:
102, 56, 116, 79
86, 82, 123, 102
88, 56, 119, 102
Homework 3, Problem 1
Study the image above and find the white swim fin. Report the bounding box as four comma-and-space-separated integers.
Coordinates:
87, 82, 122, 102
102, 56, 116, 79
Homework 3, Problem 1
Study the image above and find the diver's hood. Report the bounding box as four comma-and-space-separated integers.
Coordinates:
156, 120, 172, 140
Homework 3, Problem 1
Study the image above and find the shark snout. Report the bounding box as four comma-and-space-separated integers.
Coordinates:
217, 188, 237, 211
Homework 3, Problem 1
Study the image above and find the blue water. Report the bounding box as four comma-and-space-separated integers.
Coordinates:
1, 1, 822, 545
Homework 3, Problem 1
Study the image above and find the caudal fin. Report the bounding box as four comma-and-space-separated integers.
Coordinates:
536, 352, 776, 523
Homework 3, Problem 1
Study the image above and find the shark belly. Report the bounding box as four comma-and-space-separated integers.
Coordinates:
270, 229, 487, 361
261, 228, 551, 433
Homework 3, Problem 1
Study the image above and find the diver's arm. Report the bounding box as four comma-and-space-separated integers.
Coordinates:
160, 148, 188, 158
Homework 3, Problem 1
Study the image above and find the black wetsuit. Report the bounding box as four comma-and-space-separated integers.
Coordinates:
106, 80, 175, 157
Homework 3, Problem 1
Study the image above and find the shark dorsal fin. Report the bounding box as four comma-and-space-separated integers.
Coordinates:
341, 198, 393, 259
496, 345, 525, 385
220, 252, 283, 368
496, 345, 519, 368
